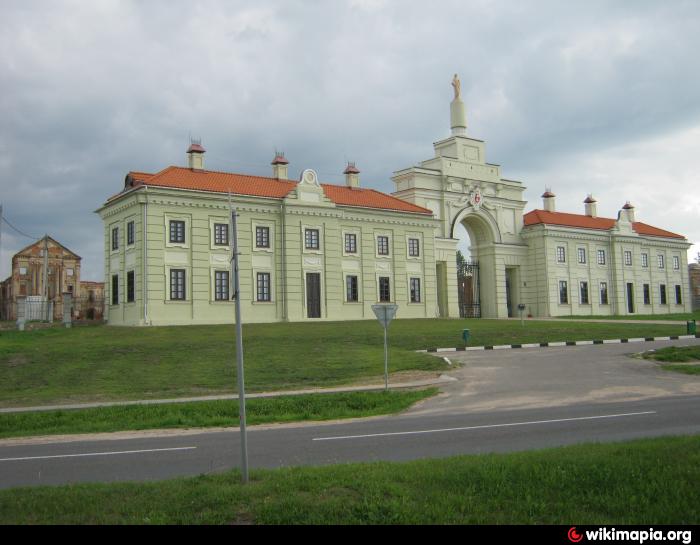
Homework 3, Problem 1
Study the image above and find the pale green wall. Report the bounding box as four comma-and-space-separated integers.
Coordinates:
99, 187, 440, 326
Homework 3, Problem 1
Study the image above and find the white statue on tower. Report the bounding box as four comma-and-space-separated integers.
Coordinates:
451, 74, 461, 101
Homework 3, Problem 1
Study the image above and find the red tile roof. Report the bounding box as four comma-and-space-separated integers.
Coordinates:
523, 210, 685, 239
116, 166, 433, 215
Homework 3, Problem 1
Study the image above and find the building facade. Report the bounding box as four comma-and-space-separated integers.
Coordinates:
0, 236, 104, 321
98, 82, 692, 325
690, 263, 700, 311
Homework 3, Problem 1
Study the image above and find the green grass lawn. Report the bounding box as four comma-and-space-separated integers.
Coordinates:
643, 345, 700, 375
0, 318, 690, 407
0, 389, 436, 439
1, 435, 698, 524
555, 309, 700, 321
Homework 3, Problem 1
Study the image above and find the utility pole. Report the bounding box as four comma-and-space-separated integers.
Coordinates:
42, 234, 49, 321
230, 198, 249, 484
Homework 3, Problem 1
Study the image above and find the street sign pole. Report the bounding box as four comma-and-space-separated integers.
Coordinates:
383, 325, 388, 391
371, 304, 398, 393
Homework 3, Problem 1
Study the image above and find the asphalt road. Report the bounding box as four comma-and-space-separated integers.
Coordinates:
1, 339, 699, 490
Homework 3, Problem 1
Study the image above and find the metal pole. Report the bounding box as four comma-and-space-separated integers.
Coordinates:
230, 205, 249, 484
42, 235, 49, 321
384, 323, 389, 392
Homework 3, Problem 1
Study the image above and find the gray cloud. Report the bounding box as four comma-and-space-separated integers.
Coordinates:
1, 0, 699, 279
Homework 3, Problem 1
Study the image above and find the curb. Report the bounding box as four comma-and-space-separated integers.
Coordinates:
418, 333, 700, 353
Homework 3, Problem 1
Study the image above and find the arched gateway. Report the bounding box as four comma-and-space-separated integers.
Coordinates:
391, 81, 528, 318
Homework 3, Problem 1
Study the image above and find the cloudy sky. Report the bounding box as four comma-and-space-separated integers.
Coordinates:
1, 0, 699, 280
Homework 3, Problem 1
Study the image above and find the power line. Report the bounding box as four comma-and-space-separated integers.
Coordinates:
1, 215, 41, 241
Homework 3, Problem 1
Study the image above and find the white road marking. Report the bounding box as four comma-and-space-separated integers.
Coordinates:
0, 446, 197, 463
312, 411, 657, 442
548, 342, 566, 347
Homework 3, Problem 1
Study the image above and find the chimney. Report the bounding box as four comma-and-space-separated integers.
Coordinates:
271, 151, 289, 180
186, 139, 206, 170
542, 188, 556, 212
584, 194, 598, 217
344, 162, 360, 188
622, 201, 635, 223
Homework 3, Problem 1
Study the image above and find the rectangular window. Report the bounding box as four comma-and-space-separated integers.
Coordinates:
379, 277, 391, 302
111, 227, 119, 251
410, 278, 421, 303
111, 274, 119, 305
643, 284, 651, 305
580, 281, 589, 304
215, 271, 229, 301
659, 284, 667, 305
66, 268, 74, 276
673, 256, 680, 270
19, 267, 28, 275
600, 282, 608, 305
169, 220, 185, 244
408, 238, 420, 257
215, 223, 229, 246
127, 221, 135, 245
346, 275, 359, 302
305, 229, 319, 250
344, 233, 357, 254
257, 272, 271, 302
577, 248, 586, 264
377, 236, 390, 256
597, 249, 606, 265
170, 269, 186, 300
556, 246, 566, 263
127, 271, 135, 303
641, 253, 648, 268
658, 255, 665, 269
624, 251, 632, 266
254, 226, 269, 248
675, 285, 682, 305
559, 280, 568, 304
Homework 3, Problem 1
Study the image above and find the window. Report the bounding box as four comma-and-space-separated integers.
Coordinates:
169, 220, 185, 244
675, 285, 682, 305
170, 269, 186, 300
658, 255, 665, 269
215, 271, 229, 301
410, 278, 421, 303
19, 267, 27, 275
577, 248, 586, 264
600, 282, 608, 305
127, 221, 135, 245
305, 229, 319, 250
257, 272, 271, 302
111, 274, 119, 305
580, 281, 589, 304
643, 284, 651, 305
346, 275, 359, 302
377, 236, 390, 256
254, 226, 269, 248
597, 250, 606, 265
111, 227, 119, 251
641, 253, 648, 268
127, 271, 135, 303
344, 233, 357, 254
408, 238, 420, 257
379, 277, 391, 302
559, 281, 568, 304
215, 224, 229, 246
556, 246, 566, 263
624, 251, 632, 266
673, 256, 680, 270
66, 268, 74, 277
659, 284, 667, 305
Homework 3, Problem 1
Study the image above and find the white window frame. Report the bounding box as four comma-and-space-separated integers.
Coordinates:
577, 248, 586, 264
624, 250, 632, 266
302, 224, 323, 255
252, 220, 275, 253
556, 246, 566, 263
342, 229, 360, 257
376, 233, 391, 258
345, 274, 361, 303
164, 214, 190, 249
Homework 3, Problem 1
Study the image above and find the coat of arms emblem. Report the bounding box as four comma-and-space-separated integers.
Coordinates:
470, 188, 483, 209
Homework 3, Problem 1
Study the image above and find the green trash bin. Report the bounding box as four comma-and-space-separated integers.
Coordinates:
688, 320, 697, 335
462, 329, 471, 343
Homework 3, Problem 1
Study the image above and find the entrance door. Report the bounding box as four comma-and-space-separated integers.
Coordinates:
626, 283, 635, 314
306, 273, 321, 318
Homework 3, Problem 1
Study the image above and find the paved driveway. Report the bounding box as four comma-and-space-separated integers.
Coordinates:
407, 338, 700, 417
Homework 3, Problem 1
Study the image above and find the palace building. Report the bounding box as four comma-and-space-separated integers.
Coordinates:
97, 80, 692, 325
